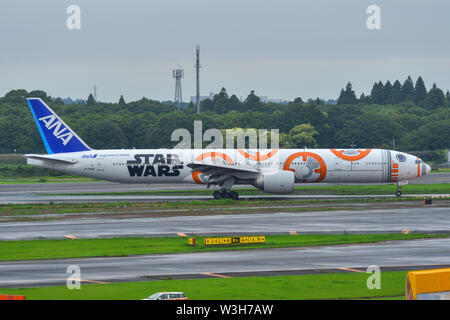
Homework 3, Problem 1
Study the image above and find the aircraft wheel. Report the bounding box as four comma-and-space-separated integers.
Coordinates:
213, 190, 222, 199
230, 191, 239, 200
221, 191, 231, 199
395, 190, 402, 197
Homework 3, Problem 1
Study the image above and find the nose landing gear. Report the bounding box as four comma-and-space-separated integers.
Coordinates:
395, 181, 408, 197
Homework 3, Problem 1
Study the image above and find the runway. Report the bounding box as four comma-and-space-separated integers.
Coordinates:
1, 206, 449, 240
1, 238, 450, 288
0, 174, 449, 289
0, 173, 447, 204
1, 173, 448, 195
6, 194, 450, 204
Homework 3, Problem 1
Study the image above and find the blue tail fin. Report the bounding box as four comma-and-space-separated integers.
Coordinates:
27, 98, 91, 154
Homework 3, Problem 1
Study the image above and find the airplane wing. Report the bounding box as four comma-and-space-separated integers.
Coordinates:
186, 161, 259, 174
25, 154, 78, 165
186, 161, 259, 186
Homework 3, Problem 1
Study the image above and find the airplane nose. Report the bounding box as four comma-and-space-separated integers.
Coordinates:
425, 164, 431, 175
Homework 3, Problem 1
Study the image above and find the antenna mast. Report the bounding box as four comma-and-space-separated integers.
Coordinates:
195, 45, 201, 114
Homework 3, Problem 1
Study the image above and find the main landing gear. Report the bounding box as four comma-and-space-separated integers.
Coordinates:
213, 189, 239, 200
211, 177, 239, 200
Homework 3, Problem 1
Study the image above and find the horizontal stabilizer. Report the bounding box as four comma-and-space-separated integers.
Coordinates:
25, 154, 78, 165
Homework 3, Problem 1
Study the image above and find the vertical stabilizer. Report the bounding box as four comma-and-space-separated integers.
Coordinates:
27, 98, 91, 154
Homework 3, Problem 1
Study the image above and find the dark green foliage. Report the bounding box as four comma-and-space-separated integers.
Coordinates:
353, 76, 448, 111
391, 80, 402, 104
0, 85, 448, 155
411, 119, 450, 150
118, 95, 126, 107
359, 93, 366, 103
199, 98, 213, 112
186, 101, 196, 114
244, 90, 262, 110
425, 83, 446, 109
86, 94, 95, 106
337, 82, 358, 105
370, 81, 385, 104
383, 81, 393, 104
413, 76, 427, 106
28, 90, 50, 103
212, 87, 230, 113
293, 97, 304, 104
78, 116, 128, 149
401, 76, 415, 102
229, 94, 241, 110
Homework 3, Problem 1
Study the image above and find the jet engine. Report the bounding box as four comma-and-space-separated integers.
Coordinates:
254, 170, 295, 194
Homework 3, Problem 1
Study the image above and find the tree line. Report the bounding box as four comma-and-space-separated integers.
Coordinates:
0, 81, 448, 159
338, 76, 450, 109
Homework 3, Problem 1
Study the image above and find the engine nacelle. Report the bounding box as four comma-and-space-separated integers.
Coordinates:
254, 170, 295, 194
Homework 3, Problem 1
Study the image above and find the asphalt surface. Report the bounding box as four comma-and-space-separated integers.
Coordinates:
6, 194, 450, 204
1, 173, 448, 195
1, 206, 449, 240
1, 238, 450, 288
0, 174, 447, 204
0, 174, 448, 289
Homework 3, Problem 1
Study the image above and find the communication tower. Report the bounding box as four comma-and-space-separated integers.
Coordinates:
172, 66, 184, 110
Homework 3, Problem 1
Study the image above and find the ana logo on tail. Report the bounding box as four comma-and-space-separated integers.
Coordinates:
27, 98, 91, 154
38, 115, 74, 146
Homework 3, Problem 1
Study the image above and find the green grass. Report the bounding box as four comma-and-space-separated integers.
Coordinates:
0, 155, 92, 181
0, 234, 443, 261
296, 183, 450, 195
0, 271, 407, 300
0, 177, 97, 184
2, 197, 439, 217
0, 201, 137, 215
432, 168, 450, 173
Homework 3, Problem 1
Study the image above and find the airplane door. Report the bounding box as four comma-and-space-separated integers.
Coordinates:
335, 158, 351, 171
335, 158, 342, 170
96, 158, 105, 171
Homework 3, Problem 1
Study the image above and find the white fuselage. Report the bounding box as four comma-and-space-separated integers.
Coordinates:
27, 148, 429, 190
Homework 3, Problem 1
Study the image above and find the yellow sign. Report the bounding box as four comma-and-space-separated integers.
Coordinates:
239, 236, 266, 244
204, 237, 231, 245
204, 236, 266, 246
406, 268, 450, 300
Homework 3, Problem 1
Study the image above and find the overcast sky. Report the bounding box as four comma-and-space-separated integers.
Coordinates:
1, 0, 449, 102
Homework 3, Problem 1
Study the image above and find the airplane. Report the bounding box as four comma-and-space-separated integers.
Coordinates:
25, 98, 431, 199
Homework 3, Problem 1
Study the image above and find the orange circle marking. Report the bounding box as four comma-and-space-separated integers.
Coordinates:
191, 152, 233, 184
237, 149, 279, 161
191, 171, 204, 184
195, 152, 234, 165
283, 152, 327, 182
330, 149, 372, 161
